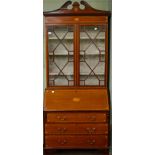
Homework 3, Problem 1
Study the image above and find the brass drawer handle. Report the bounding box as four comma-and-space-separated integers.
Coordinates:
57, 127, 67, 133
88, 116, 96, 121
46, 90, 55, 93
86, 127, 96, 134
56, 115, 67, 121
87, 139, 96, 145
58, 139, 67, 145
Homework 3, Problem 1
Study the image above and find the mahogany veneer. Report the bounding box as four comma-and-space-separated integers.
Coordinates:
44, 89, 109, 111
46, 112, 107, 123
45, 135, 108, 149
45, 123, 108, 135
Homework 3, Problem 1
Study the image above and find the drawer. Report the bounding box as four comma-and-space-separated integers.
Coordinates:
45, 135, 108, 149
45, 123, 108, 135
46, 112, 107, 123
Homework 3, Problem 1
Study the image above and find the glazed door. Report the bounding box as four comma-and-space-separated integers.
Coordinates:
47, 25, 75, 86
46, 24, 107, 87
79, 25, 106, 86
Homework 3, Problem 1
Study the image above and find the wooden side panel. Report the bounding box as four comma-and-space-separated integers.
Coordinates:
44, 89, 109, 111
45, 135, 108, 149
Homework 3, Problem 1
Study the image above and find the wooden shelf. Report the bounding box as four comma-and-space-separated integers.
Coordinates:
49, 73, 104, 76
49, 52, 105, 56
49, 37, 105, 40
48, 32, 105, 40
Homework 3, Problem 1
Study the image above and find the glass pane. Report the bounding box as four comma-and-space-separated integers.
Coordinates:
48, 25, 74, 86
80, 25, 106, 86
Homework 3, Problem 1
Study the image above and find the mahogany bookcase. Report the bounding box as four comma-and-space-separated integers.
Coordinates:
43, 1, 111, 155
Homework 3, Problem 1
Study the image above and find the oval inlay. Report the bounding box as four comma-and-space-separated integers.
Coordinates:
72, 97, 80, 102
74, 17, 79, 21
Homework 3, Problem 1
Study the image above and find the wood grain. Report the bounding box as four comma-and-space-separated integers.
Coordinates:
44, 89, 109, 111
46, 112, 107, 123
45, 123, 108, 135
45, 135, 108, 149
45, 16, 108, 25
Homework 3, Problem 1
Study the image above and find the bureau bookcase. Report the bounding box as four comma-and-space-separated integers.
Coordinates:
43, 1, 111, 155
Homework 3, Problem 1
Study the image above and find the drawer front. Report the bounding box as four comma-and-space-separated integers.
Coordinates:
46, 112, 107, 123
45, 123, 108, 135
45, 135, 108, 149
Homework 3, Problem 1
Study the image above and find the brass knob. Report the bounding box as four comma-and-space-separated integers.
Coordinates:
57, 127, 67, 133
